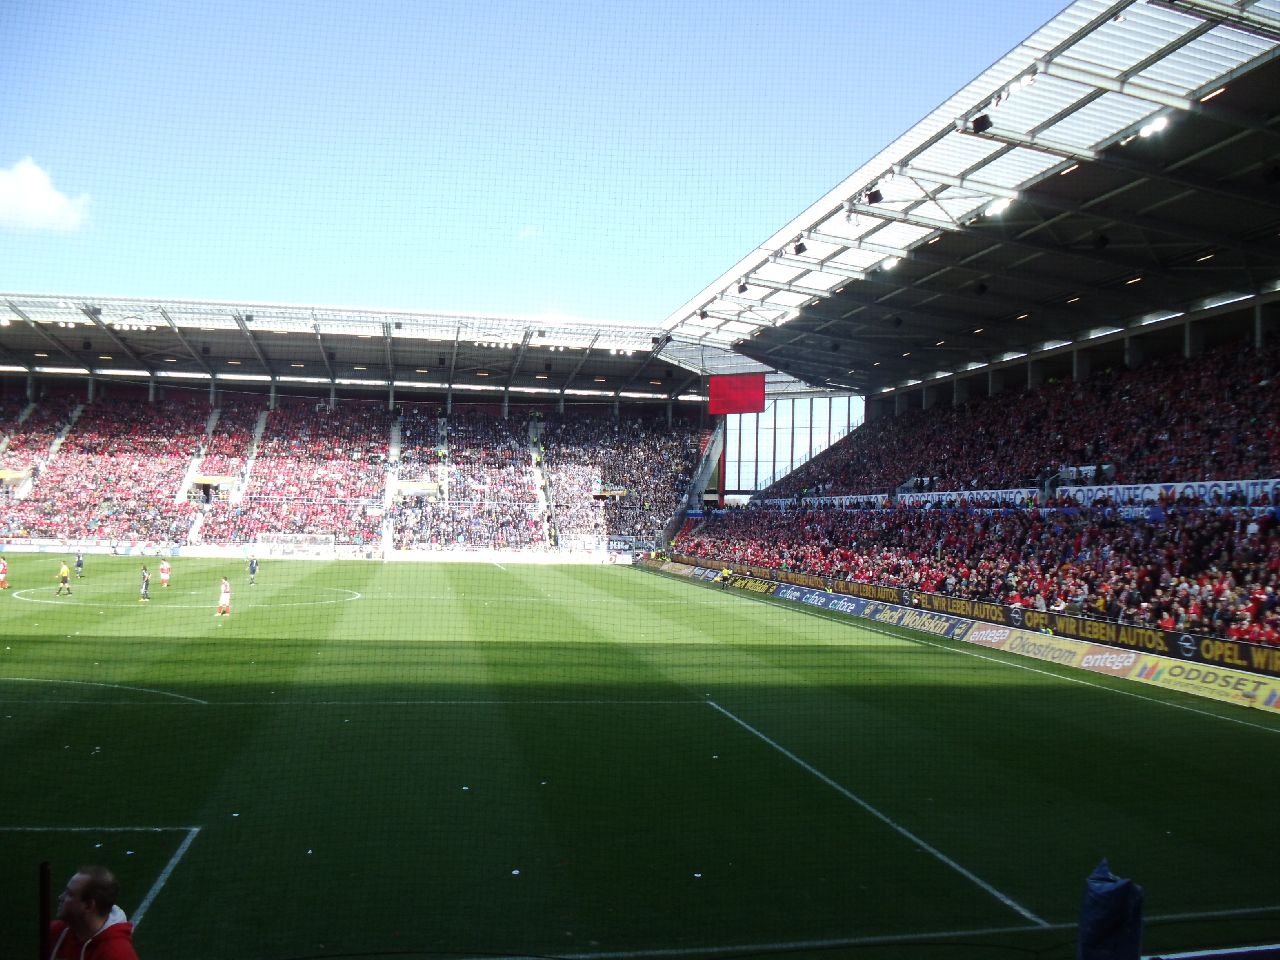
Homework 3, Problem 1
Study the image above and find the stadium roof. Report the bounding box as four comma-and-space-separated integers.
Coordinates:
663, 0, 1280, 394
4, 1, 1278, 404
0, 293, 788, 403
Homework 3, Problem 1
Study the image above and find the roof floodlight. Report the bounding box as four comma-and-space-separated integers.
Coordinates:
866, 188, 883, 205
984, 197, 1013, 216
737, 280, 748, 294
971, 114, 993, 134
1139, 116, 1168, 138
882, 257, 901, 270
793, 241, 807, 255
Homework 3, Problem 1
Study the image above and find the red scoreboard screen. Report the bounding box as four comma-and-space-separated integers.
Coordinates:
707, 373, 766, 415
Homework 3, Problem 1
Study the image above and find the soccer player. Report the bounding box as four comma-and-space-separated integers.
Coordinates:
139, 565, 151, 602
247, 555, 258, 586
74, 552, 85, 579
159, 558, 172, 588
56, 561, 72, 596
0, 555, 8, 590
217, 577, 232, 616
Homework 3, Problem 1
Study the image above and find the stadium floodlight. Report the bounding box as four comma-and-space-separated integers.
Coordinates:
984, 197, 1013, 216
1139, 115, 1168, 138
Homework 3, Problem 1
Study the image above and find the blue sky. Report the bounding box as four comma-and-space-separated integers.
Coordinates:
0, 0, 1068, 327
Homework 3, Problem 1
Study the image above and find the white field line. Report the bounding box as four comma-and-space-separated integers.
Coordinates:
1146, 942, 1280, 959
1143, 904, 1280, 923
750, 597, 1280, 736
706, 699, 1049, 928
473, 912, 1280, 960
473, 923, 1079, 960
11, 587, 361, 609
0, 678, 207, 704
0, 697, 703, 706
131, 826, 201, 926
0, 825, 199, 832
870, 625, 1280, 736
0, 823, 200, 927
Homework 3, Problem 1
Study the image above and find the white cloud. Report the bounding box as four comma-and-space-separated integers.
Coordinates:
515, 225, 542, 242
0, 157, 89, 231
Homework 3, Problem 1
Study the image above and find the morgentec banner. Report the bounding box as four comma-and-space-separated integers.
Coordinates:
897, 487, 1037, 508
1063, 476, 1280, 507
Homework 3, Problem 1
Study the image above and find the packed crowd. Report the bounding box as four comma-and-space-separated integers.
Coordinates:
243, 398, 391, 500
390, 409, 545, 549
1, 399, 703, 548
391, 498, 546, 550
765, 340, 1280, 499
198, 499, 383, 545
197, 396, 263, 478
541, 413, 701, 542
198, 398, 392, 544
444, 412, 538, 503
676, 496, 1280, 643
397, 406, 445, 484
0, 395, 78, 474
2, 397, 204, 541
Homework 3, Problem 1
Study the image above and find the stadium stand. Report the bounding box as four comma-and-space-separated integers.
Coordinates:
196, 394, 263, 483
540, 412, 702, 544
676, 339, 1280, 643
198, 397, 391, 545
1, 395, 203, 542
761, 340, 1280, 500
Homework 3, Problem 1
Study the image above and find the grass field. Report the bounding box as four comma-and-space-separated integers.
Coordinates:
1, 553, 1278, 960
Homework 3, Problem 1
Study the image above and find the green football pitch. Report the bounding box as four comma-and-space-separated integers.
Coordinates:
1, 554, 1277, 960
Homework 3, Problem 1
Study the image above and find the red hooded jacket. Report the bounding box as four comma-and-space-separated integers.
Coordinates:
48, 905, 139, 960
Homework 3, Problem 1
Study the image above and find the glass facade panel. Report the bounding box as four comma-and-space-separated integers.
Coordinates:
724, 393, 863, 494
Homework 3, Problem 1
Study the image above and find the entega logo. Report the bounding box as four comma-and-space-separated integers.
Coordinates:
967, 625, 1011, 646
1178, 635, 1196, 658
1081, 650, 1137, 673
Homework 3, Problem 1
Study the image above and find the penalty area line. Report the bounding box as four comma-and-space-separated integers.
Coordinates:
0, 678, 207, 704
706, 699, 1049, 928
132, 825, 201, 927
473, 921, 1075, 960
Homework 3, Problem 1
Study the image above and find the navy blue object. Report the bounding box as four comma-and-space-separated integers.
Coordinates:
1079, 858, 1143, 960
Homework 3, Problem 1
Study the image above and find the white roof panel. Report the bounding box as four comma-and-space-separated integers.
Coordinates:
1135, 26, 1275, 92
977, 147, 1064, 186
987, 74, 1088, 132
666, 0, 1280, 364
908, 131, 1004, 178
1039, 89, 1154, 148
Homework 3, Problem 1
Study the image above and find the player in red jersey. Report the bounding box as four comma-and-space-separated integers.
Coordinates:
159, 559, 171, 587
217, 577, 231, 616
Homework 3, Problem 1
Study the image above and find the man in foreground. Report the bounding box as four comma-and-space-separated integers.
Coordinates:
48, 865, 140, 959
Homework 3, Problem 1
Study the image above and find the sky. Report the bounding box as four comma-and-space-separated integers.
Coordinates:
0, 0, 1069, 328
